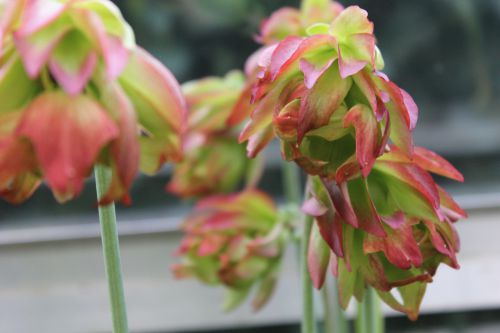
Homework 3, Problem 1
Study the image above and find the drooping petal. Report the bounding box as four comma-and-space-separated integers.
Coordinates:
299, 55, 335, 89
13, 15, 71, 78
48, 30, 97, 95
413, 146, 464, 182
347, 177, 386, 237
329, 6, 373, 39
322, 179, 358, 228
120, 47, 187, 171
16, 91, 119, 202
246, 124, 275, 159
343, 104, 380, 177
99, 83, 139, 205
0, 55, 41, 113
70, 7, 128, 80
364, 222, 423, 270
308, 221, 331, 289
298, 62, 352, 141
14, 0, 68, 36
337, 34, 375, 78
257, 7, 301, 45
375, 160, 440, 210
437, 185, 467, 220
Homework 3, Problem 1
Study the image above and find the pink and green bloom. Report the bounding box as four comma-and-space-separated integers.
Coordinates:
173, 189, 294, 310
0, 0, 186, 204
228, 0, 466, 319
168, 71, 252, 198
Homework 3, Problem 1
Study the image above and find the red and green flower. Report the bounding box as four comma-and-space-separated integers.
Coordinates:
173, 189, 294, 310
0, 0, 186, 204
168, 71, 252, 198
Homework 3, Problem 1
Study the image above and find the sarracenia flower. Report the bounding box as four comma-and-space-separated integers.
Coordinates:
172, 189, 294, 311
303, 146, 466, 320
229, 0, 467, 320
168, 71, 256, 198
0, 0, 186, 204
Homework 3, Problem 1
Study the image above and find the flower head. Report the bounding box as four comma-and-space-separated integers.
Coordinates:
228, 0, 466, 320
168, 71, 255, 198
172, 189, 294, 311
0, 0, 186, 204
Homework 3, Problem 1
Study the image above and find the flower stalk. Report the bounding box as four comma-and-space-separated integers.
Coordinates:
95, 165, 129, 333
301, 177, 316, 333
322, 278, 348, 333
366, 287, 384, 333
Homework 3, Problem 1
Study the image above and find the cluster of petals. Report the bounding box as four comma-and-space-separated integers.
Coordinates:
230, 0, 467, 319
172, 189, 293, 310
0, 0, 186, 204
168, 71, 251, 198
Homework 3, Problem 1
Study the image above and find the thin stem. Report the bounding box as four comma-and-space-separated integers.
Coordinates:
282, 161, 302, 205
321, 284, 334, 333
365, 287, 384, 333
323, 278, 349, 333
355, 299, 367, 333
95, 165, 129, 333
301, 177, 316, 333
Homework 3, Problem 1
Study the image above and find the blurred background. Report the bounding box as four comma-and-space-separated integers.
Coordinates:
1, 0, 500, 332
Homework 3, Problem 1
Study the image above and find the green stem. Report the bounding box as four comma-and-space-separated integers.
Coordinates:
282, 161, 302, 205
365, 287, 384, 333
355, 299, 367, 333
321, 284, 334, 333
95, 165, 129, 333
301, 177, 316, 333
323, 278, 349, 333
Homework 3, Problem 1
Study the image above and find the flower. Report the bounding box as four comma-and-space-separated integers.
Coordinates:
303, 146, 466, 320
172, 189, 294, 311
167, 71, 255, 198
0, 0, 186, 204
228, 0, 467, 320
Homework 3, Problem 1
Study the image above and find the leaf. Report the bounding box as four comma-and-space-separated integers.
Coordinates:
16, 91, 118, 202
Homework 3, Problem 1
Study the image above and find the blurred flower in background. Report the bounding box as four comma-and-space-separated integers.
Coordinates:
167, 71, 254, 198
173, 189, 295, 310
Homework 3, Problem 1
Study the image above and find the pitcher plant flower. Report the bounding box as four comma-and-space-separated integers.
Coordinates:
172, 189, 295, 311
168, 71, 254, 198
226, 0, 467, 320
0, 0, 186, 204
